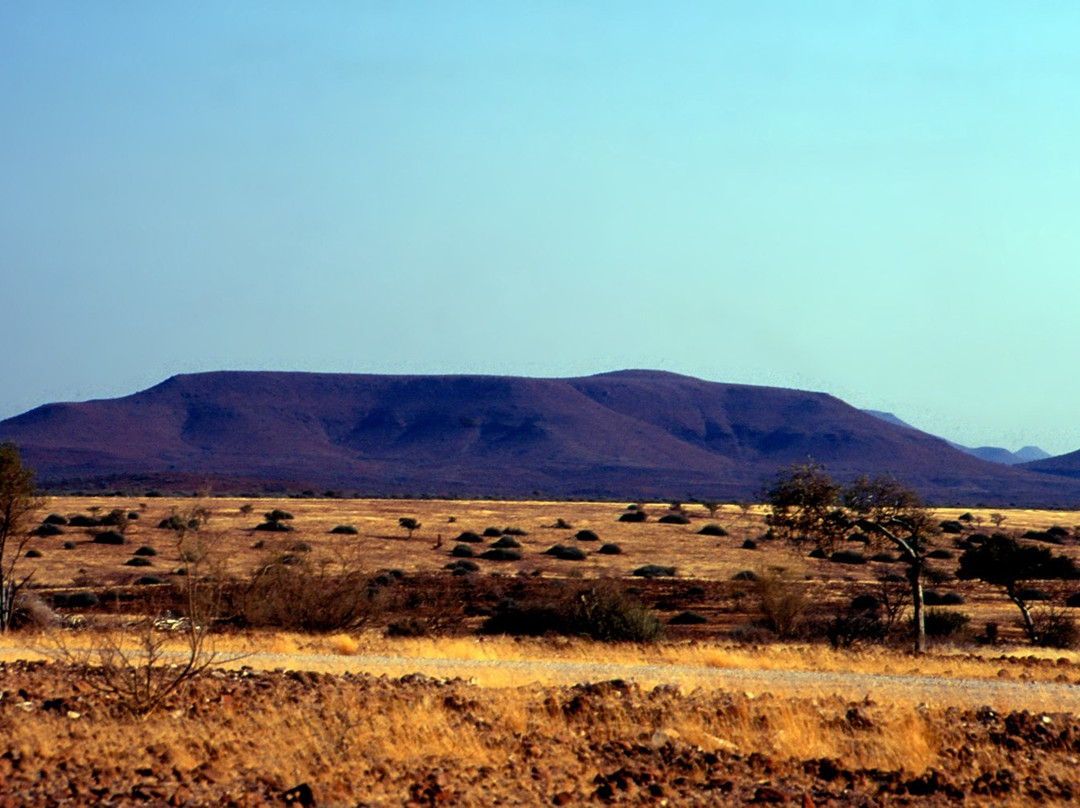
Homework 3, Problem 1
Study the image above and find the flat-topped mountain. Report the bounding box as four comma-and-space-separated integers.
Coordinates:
2, 370, 1079, 506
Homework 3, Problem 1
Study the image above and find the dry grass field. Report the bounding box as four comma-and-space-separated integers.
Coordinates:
5, 497, 1080, 805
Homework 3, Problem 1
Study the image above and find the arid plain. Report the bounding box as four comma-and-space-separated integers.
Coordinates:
5, 496, 1080, 805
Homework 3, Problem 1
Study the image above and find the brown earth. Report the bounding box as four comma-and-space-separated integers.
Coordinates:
3, 659, 1080, 806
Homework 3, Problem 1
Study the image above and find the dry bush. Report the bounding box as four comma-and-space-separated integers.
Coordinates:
754, 568, 808, 639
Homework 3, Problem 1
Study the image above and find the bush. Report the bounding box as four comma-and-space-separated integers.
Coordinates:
132, 545, 157, 556
288, 542, 313, 553
923, 590, 965, 606
62, 541, 75, 550
732, 570, 758, 581
24, 548, 42, 558
618, 511, 646, 523
455, 531, 483, 543
502, 527, 528, 536
543, 544, 586, 561
826, 613, 886, 649
490, 536, 521, 549
632, 564, 676, 578
850, 594, 880, 612
32, 523, 64, 537
68, 515, 101, 528
1016, 587, 1051, 601
574, 530, 599, 542
926, 549, 954, 560
552, 518, 572, 529
939, 520, 964, 534
133, 576, 167, 586
124, 557, 153, 567
444, 559, 479, 573
808, 547, 827, 559
1047, 525, 1071, 539
829, 550, 866, 565
1033, 607, 1079, 649
870, 552, 899, 563
1022, 530, 1062, 545
668, 611, 707, 625
480, 548, 522, 562
482, 527, 502, 538
657, 514, 690, 525
741, 539, 757, 550
754, 569, 807, 638
43, 514, 68, 526
923, 608, 970, 639
265, 509, 294, 522
697, 524, 728, 537
598, 543, 622, 555
254, 520, 294, 532
451, 544, 475, 558
53, 591, 99, 609
92, 531, 125, 545
330, 525, 358, 534
158, 515, 199, 531
481, 581, 662, 642
1066, 591, 1080, 608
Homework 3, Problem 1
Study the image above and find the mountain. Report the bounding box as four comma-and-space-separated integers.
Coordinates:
3, 370, 1080, 506
862, 410, 1052, 466
1022, 448, 1080, 481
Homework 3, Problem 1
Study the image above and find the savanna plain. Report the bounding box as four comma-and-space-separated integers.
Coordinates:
5, 496, 1080, 806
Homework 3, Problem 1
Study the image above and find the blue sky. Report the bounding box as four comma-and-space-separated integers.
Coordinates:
2, 3, 1079, 454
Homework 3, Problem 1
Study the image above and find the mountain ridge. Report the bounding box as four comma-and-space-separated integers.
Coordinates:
2, 370, 1079, 507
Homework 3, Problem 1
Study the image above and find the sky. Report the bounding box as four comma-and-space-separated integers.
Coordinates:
2, 3, 1079, 455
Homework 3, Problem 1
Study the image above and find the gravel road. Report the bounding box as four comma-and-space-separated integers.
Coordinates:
6, 644, 1079, 711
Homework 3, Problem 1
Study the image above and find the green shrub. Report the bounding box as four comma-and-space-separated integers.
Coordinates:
657, 514, 690, 525
490, 536, 521, 549
923, 608, 970, 639
133, 546, 157, 556
697, 524, 728, 537
92, 531, 125, 545
455, 531, 483, 543
330, 525, 358, 534
480, 548, 522, 561
32, 523, 64, 537
451, 544, 475, 558
618, 511, 646, 523
598, 543, 622, 555
574, 530, 599, 542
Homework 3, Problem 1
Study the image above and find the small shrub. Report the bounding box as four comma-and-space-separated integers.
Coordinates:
445, 559, 479, 573
455, 531, 483, 543
668, 611, 707, 625
451, 544, 475, 558
124, 557, 153, 567
926, 549, 954, 560
657, 514, 690, 525
158, 515, 199, 531
62, 541, 75, 550
1033, 607, 1079, 649
939, 520, 964, 534
288, 542, 313, 553
923, 608, 971, 639
826, 613, 886, 649
543, 544, 586, 561
598, 543, 622, 555
1065, 592, 1080, 608
330, 525, 358, 534
265, 509, 294, 522
697, 524, 728, 537
254, 520, 294, 532
133, 546, 157, 556
574, 530, 599, 542
1022, 530, 1063, 545
553, 518, 572, 529
850, 594, 880, 612
32, 523, 64, 537
618, 510, 646, 523
830, 550, 866, 565
25, 548, 42, 558
923, 590, 965, 606
69, 515, 101, 528
502, 527, 528, 536
808, 547, 827, 559
632, 564, 676, 578
490, 536, 521, 549
53, 591, 99, 608
1016, 587, 1051, 602
741, 539, 757, 550
958, 512, 973, 522
482, 527, 502, 538
480, 548, 522, 562
870, 552, 898, 563
1047, 525, 1070, 539
43, 514, 68, 526
92, 531, 125, 545
133, 575, 167, 586
754, 569, 808, 639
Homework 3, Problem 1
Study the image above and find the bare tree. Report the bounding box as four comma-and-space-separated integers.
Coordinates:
0, 443, 43, 630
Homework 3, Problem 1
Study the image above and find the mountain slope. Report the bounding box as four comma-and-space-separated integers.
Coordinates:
862, 410, 1052, 466
2, 370, 1079, 506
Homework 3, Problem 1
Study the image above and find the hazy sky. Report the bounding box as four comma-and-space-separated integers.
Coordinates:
3, 3, 1079, 454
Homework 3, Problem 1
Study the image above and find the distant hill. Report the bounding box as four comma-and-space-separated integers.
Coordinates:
862, 410, 1052, 466
1022, 448, 1080, 481
3, 370, 1080, 506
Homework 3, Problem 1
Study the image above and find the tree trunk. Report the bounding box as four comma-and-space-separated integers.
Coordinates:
908, 559, 925, 655
1008, 586, 1037, 643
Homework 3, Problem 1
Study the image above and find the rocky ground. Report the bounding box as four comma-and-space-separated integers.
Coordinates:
2, 659, 1080, 806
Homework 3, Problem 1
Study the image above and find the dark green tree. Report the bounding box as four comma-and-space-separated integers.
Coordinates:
957, 533, 1079, 644
398, 517, 421, 539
